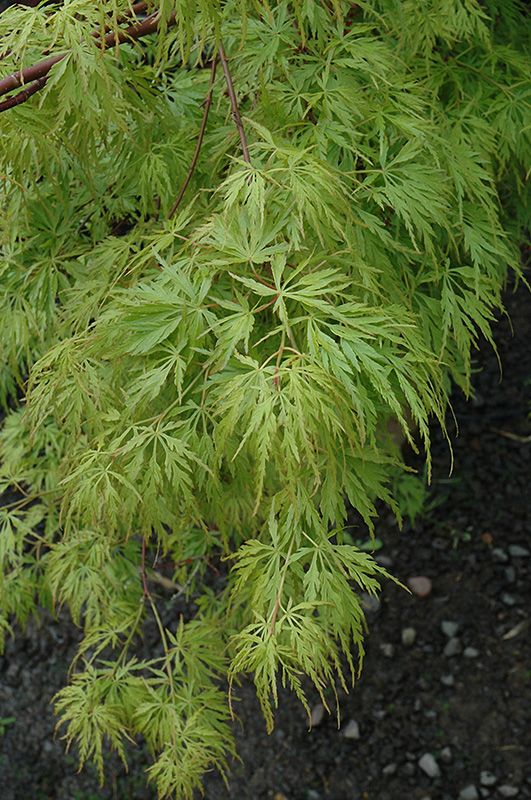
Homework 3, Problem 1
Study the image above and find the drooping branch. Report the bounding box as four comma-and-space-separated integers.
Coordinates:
219, 42, 251, 164
169, 56, 218, 218
0, 7, 177, 111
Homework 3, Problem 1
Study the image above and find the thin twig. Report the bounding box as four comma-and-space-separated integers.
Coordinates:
169, 57, 218, 218
140, 535, 150, 598
0, 9, 177, 110
218, 42, 251, 164
491, 427, 531, 443
139, 536, 176, 701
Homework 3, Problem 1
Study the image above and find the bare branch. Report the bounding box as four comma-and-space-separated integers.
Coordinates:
219, 42, 251, 164
169, 56, 218, 218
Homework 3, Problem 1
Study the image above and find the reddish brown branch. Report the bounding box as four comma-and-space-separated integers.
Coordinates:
169, 56, 218, 218
219, 42, 251, 164
0, 74, 48, 111
0, 8, 177, 110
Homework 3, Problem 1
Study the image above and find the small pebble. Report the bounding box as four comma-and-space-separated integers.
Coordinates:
403, 762, 415, 776
402, 627, 417, 647
508, 544, 530, 558
305, 791, 321, 800
342, 719, 360, 740
407, 576, 433, 598
382, 763, 397, 776
441, 620, 460, 638
380, 643, 395, 658
480, 771, 497, 787
360, 592, 381, 614
492, 548, 509, 563
309, 703, 325, 727
441, 674, 455, 687
440, 746, 452, 764
464, 647, 480, 658
375, 554, 394, 568
498, 786, 519, 798
501, 593, 517, 607
459, 786, 479, 800
418, 752, 441, 779
504, 567, 516, 584
444, 637, 462, 657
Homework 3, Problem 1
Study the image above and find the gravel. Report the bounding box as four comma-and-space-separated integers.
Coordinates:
498, 787, 519, 798
401, 627, 417, 647
407, 576, 433, 598
459, 786, 480, 800
441, 620, 460, 638
418, 753, 441, 779
444, 637, 462, 657
480, 771, 497, 787
341, 719, 360, 740
440, 747, 452, 764
309, 704, 325, 728
508, 545, 530, 558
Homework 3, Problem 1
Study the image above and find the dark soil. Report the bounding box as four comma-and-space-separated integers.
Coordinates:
1, 282, 530, 800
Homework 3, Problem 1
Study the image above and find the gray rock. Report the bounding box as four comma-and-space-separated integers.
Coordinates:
306, 791, 321, 800
480, 771, 497, 787
501, 592, 517, 607
407, 575, 433, 598
375, 554, 394, 568
342, 719, 360, 740
441, 620, 460, 638
498, 786, 519, 798
492, 548, 509, 563
403, 762, 415, 776
459, 786, 479, 800
418, 753, 441, 779
310, 703, 325, 727
360, 592, 381, 614
464, 647, 480, 658
382, 763, 397, 776
508, 544, 530, 558
441, 674, 455, 687
444, 637, 462, 657
380, 643, 395, 658
504, 566, 516, 584
402, 627, 417, 647
440, 746, 452, 764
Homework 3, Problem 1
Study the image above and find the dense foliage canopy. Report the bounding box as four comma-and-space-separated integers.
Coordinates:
0, 0, 529, 796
